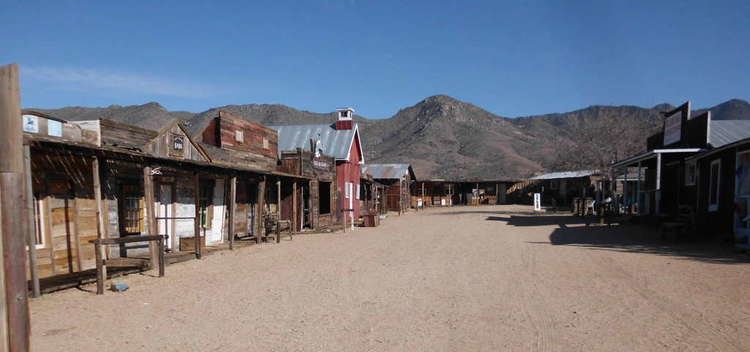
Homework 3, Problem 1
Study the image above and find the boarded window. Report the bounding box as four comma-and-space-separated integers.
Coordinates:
319, 182, 331, 214
262, 137, 269, 149
235, 130, 244, 144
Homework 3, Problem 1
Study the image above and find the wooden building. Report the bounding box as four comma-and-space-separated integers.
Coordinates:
278, 147, 338, 231
527, 170, 607, 207
270, 107, 365, 227
22, 109, 304, 293
412, 180, 516, 207
361, 164, 415, 213
612, 101, 750, 245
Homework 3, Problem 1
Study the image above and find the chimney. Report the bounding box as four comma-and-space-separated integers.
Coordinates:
335, 107, 354, 130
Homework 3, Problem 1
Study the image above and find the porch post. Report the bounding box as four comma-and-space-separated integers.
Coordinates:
622, 167, 628, 211
91, 155, 106, 296
23, 145, 40, 298
276, 179, 282, 241
0, 63, 30, 351
292, 180, 298, 233
227, 175, 236, 250
636, 161, 642, 214
656, 153, 662, 215
256, 176, 266, 243
193, 172, 202, 259
143, 166, 159, 269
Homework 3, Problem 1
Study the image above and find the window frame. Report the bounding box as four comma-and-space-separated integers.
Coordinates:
708, 159, 721, 212
684, 160, 696, 186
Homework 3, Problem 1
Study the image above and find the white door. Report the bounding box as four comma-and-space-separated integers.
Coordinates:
157, 183, 174, 250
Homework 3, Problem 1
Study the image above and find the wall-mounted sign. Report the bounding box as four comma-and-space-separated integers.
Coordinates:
313, 159, 329, 169
22, 114, 39, 133
47, 120, 63, 137
663, 111, 682, 146
172, 135, 184, 150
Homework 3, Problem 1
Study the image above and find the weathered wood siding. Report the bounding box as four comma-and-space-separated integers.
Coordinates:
29, 149, 98, 278
216, 111, 277, 159
146, 123, 207, 162
99, 119, 158, 149
279, 150, 337, 230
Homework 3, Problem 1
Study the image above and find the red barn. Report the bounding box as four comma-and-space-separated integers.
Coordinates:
271, 107, 365, 226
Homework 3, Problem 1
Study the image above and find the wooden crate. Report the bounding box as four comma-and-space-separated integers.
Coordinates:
179, 237, 205, 252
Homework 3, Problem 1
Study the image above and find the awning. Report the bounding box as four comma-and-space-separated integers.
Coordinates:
611, 148, 703, 168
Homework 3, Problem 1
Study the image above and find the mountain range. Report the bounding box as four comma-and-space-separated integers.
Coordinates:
33, 96, 750, 180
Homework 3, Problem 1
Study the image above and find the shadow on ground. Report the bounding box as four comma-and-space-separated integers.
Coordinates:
429, 210, 540, 216
489, 214, 750, 265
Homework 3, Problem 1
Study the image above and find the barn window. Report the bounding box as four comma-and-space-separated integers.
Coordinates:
319, 182, 331, 214
708, 159, 721, 212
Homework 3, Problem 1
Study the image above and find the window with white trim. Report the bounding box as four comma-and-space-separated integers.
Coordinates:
708, 159, 721, 212
356, 184, 360, 200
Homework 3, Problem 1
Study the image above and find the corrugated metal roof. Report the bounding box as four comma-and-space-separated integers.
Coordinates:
529, 170, 599, 180
269, 123, 357, 161
361, 164, 414, 180
709, 120, 750, 148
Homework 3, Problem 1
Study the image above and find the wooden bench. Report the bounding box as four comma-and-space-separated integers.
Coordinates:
90, 235, 165, 295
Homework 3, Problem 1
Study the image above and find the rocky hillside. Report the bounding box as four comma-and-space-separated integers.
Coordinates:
30, 96, 750, 180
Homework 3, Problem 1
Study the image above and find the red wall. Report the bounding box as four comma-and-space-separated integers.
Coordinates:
336, 132, 362, 224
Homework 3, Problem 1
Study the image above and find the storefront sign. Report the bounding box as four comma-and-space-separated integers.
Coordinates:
313, 159, 330, 169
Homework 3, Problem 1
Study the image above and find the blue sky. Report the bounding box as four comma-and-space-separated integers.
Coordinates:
1, 0, 748, 117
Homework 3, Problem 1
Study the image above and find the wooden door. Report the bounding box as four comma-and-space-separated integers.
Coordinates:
46, 179, 79, 274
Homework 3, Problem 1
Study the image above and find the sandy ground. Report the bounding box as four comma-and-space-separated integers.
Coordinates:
30, 205, 750, 351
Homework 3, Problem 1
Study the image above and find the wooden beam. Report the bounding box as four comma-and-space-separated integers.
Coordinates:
227, 176, 236, 250
276, 179, 281, 243
0, 63, 30, 352
292, 181, 297, 233
143, 166, 159, 269
23, 146, 40, 298
194, 173, 202, 259
256, 177, 265, 244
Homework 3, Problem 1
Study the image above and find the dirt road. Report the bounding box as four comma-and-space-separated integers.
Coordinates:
30, 205, 750, 351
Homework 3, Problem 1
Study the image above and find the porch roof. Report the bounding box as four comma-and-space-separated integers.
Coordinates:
611, 148, 703, 168
25, 134, 309, 180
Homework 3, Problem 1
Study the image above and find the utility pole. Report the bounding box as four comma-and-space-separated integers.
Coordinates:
0, 63, 31, 351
